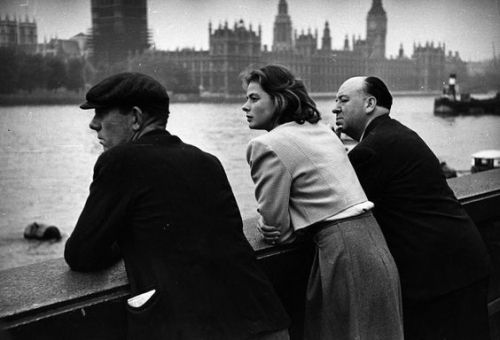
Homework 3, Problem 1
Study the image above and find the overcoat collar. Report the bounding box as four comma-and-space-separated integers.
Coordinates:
362, 114, 391, 140
133, 129, 180, 145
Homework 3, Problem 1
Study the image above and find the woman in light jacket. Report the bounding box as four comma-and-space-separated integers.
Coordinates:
241, 64, 404, 340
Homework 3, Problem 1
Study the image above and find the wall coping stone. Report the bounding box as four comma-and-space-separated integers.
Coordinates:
1, 168, 499, 328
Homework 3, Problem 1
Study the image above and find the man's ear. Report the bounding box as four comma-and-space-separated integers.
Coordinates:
365, 96, 376, 114
131, 106, 144, 131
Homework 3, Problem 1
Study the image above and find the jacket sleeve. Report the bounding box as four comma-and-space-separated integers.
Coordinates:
246, 139, 294, 243
64, 152, 127, 272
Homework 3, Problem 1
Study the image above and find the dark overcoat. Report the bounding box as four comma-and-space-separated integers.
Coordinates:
65, 130, 289, 339
348, 115, 490, 300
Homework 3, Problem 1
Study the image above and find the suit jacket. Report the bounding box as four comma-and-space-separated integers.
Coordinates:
247, 121, 368, 243
65, 130, 289, 339
348, 115, 490, 300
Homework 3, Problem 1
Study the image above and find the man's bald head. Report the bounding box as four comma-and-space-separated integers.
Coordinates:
333, 76, 392, 141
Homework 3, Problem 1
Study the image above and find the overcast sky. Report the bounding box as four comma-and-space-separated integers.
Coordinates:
1, 0, 499, 61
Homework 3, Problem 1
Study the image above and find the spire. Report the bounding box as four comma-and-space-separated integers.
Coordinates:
322, 21, 331, 50
273, 0, 293, 51
278, 0, 288, 15
368, 0, 386, 16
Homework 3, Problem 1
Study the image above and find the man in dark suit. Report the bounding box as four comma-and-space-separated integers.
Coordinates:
333, 76, 491, 339
64, 72, 290, 340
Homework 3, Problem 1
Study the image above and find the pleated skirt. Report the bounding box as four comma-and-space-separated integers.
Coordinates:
304, 211, 404, 340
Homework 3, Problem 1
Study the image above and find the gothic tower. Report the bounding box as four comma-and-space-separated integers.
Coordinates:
321, 21, 331, 50
89, 0, 150, 66
272, 0, 293, 51
366, 0, 387, 59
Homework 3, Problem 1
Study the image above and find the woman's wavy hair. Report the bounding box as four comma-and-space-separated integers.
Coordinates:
241, 64, 321, 125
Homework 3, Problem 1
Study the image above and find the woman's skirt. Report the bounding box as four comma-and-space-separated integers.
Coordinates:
304, 211, 404, 340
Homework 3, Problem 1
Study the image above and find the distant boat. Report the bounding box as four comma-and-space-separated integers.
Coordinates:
470, 149, 500, 173
434, 74, 500, 116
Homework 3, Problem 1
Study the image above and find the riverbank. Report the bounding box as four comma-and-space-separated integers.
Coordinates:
0, 91, 83, 106
0, 91, 227, 106
0, 90, 441, 106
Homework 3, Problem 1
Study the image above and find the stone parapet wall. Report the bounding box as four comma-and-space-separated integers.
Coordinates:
1, 169, 499, 339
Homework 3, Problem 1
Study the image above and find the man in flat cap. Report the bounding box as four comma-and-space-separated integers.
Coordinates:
65, 72, 290, 340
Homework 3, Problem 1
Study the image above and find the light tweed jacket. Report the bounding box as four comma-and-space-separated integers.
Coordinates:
246, 121, 368, 243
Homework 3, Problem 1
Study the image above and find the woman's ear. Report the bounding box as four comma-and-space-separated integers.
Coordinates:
131, 106, 144, 131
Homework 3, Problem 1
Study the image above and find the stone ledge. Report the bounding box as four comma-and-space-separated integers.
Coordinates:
0, 214, 309, 329
1, 169, 499, 332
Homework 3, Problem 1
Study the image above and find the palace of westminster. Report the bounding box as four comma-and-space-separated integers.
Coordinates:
1, 0, 467, 95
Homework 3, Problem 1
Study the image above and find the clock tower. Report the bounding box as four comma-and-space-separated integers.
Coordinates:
272, 0, 293, 51
366, 0, 387, 59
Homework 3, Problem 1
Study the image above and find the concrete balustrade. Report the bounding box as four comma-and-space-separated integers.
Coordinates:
1, 169, 499, 339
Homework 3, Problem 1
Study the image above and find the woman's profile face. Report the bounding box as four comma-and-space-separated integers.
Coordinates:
242, 81, 276, 131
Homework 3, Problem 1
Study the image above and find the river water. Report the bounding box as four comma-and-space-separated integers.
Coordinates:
1, 97, 499, 270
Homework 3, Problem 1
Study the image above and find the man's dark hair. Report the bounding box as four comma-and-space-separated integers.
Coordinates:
240, 64, 321, 125
117, 104, 168, 125
363, 76, 393, 111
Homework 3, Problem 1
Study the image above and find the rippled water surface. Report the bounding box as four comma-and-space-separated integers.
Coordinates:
1, 97, 499, 269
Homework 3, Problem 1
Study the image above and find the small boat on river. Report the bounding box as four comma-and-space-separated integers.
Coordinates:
471, 150, 500, 173
434, 74, 500, 116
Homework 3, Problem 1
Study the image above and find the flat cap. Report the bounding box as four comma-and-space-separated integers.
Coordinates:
80, 72, 169, 112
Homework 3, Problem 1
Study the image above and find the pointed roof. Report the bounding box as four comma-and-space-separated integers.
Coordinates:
278, 0, 288, 15
368, 0, 386, 16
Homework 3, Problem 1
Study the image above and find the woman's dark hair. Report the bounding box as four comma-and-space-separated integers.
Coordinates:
241, 64, 321, 125
363, 76, 392, 110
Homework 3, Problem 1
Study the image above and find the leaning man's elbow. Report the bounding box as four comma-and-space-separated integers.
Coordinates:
64, 245, 85, 271
64, 251, 102, 272
64, 240, 121, 272
64, 240, 91, 272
